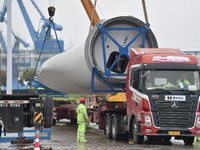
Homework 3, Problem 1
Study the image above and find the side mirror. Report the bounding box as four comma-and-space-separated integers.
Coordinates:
133, 71, 139, 89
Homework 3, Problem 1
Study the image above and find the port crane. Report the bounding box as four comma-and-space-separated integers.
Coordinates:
0, 3, 30, 90
0, 0, 64, 91
17, 0, 63, 54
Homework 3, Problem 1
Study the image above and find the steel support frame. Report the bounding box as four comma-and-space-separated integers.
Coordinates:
90, 23, 150, 92
31, 79, 68, 97
0, 128, 51, 142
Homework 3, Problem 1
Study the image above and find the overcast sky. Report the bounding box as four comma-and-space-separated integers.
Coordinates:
1, 0, 200, 51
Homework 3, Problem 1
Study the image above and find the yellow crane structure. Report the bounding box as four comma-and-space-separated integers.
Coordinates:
80, 0, 100, 28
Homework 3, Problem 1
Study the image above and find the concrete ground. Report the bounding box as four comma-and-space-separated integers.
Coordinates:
0, 120, 200, 150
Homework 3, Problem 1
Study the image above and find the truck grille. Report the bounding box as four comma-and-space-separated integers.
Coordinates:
151, 100, 197, 128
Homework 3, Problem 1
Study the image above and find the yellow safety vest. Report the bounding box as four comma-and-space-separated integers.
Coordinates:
76, 103, 89, 123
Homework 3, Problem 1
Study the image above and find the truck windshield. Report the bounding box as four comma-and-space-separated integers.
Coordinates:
144, 70, 200, 91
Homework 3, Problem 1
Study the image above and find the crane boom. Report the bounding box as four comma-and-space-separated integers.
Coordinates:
30, 0, 45, 19
81, 0, 100, 26
3, 18, 30, 48
0, 31, 7, 53
30, 0, 62, 31
17, 0, 37, 44
17, 0, 63, 45
0, 0, 7, 22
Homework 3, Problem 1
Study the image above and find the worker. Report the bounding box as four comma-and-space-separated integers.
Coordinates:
76, 97, 89, 142
160, 72, 190, 90
89, 103, 94, 108
176, 72, 190, 89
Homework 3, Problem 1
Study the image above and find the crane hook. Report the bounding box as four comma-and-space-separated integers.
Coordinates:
48, 6, 56, 20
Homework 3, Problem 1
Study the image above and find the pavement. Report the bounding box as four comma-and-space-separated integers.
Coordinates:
0, 121, 200, 150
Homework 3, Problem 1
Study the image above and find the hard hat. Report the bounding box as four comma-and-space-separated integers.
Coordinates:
80, 97, 86, 103
89, 103, 91, 105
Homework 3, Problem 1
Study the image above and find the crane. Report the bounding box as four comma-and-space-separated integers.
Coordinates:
17, 0, 63, 53
0, 2, 30, 91
0, 0, 7, 22
0, 31, 7, 52
0, 0, 64, 91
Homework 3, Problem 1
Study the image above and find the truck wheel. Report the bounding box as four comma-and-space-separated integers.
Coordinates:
111, 114, 120, 140
183, 137, 194, 145
104, 114, 112, 139
43, 96, 53, 128
132, 118, 144, 144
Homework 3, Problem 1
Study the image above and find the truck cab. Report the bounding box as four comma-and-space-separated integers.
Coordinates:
126, 48, 200, 145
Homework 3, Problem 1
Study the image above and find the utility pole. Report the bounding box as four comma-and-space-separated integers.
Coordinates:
7, 0, 12, 94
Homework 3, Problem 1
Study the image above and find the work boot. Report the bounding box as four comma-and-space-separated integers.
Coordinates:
80, 139, 87, 142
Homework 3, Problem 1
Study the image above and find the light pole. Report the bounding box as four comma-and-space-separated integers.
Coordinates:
7, 0, 12, 94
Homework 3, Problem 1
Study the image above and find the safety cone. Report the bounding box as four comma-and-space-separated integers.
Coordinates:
34, 135, 40, 150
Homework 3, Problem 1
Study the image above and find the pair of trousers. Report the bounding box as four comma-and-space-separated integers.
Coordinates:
77, 123, 86, 141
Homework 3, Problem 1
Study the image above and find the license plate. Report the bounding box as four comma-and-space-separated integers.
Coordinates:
168, 131, 180, 135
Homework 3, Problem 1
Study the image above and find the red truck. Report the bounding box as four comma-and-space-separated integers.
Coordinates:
52, 48, 200, 145
94, 48, 200, 145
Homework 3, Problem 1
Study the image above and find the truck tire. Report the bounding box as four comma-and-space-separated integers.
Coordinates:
104, 114, 112, 139
43, 96, 53, 128
111, 114, 120, 140
183, 137, 194, 145
132, 118, 144, 144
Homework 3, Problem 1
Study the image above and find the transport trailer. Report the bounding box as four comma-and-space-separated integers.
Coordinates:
87, 106, 99, 124
53, 100, 99, 124
87, 93, 128, 137
0, 94, 53, 139
53, 101, 78, 124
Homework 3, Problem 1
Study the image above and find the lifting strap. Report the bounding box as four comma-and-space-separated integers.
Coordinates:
89, 0, 98, 32
142, 0, 149, 24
